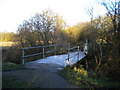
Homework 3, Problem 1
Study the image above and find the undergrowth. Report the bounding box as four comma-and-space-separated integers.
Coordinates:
2, 62, 25, 71
60, 66, 120, 88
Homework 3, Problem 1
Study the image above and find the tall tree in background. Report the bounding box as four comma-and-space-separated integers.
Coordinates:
66, 25, 80, 45
85, 5, 94, 40
0, 32, 16, 42
99, 0, 119, 56
17, 9, 68, 47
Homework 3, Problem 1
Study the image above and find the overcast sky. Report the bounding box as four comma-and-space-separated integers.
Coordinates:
0, 0, 106, 33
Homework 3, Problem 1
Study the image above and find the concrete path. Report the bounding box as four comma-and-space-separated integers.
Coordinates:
3, 63, 80, 88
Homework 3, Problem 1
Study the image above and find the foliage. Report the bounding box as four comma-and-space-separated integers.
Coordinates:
17, 9, 68, 47
0, 42, 14, 47
65, 25, 80, 45
60, 67, 120, 88
76, 13, 120, 81
0, 32, 16, 42
3, 45, 22, 63
73, 67, 88, 77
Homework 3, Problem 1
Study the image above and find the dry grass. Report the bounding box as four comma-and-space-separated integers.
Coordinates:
0, 42, 14, 47
60, 67, 120, 88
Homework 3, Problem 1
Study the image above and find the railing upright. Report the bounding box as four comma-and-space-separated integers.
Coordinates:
22, 48, 25, 64
54, 46, 56, 55
67, 44, 70, 65
43, 46, 45, 58
77, 46, 79, 61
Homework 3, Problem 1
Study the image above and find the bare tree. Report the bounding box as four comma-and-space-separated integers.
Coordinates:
100, 0, 118, 36
17, 9, 68, 47
98, 0, 119, 56
118, 1, 120, 43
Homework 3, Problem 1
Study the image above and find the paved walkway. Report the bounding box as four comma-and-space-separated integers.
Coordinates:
3, 63, 80, 88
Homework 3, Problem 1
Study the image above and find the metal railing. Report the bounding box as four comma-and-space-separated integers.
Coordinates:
21, 44, 65, 64
66, 45, 84, 66
21, 43, 87, 65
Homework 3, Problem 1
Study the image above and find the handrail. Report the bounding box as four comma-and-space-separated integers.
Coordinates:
67, 46, 78, 50
22, 44, 63, 50
22, 52, 43, 58
21, 44, 86, 65
21, 44, 64, 64
45, 50, 56, 54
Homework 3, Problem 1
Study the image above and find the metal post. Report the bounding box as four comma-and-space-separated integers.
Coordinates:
68, 53, 70, 62
55, 46, 56, 55
68, 44, 70, 61
67, 44, 70, 65
77, 46, 79, 61
43, 46, 45, 58
22, 48, 24, 64
84, 39, 88, 55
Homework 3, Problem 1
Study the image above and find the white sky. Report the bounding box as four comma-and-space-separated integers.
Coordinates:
0, 0, 106, 33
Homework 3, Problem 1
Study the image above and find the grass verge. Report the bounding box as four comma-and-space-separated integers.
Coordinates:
2, 76, 37, 88
0, 42, 14, 47
2, 62, 25, 71
2, 62, 38, 88
60, 67, 120, 88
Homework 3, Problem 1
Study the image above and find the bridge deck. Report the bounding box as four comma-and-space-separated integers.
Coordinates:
26, 51, 85, 67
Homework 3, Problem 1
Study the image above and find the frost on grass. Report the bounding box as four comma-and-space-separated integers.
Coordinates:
28, 51, 85, 67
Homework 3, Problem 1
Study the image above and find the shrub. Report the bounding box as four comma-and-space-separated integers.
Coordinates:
2, 62, 24, 71
3, 45, 22, 64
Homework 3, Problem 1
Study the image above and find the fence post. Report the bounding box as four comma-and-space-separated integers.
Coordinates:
22, 48, 25, 64
43, 46, 45, 58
